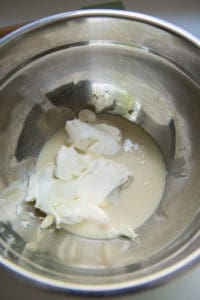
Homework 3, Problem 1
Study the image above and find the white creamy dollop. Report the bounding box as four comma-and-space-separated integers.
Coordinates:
26, 163, 109, 227
54, 145, 92, 180
66, 119, 121, 156
26, 114, 134, 238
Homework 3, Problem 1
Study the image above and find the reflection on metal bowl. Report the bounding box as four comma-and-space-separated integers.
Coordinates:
0, 9, 199, 297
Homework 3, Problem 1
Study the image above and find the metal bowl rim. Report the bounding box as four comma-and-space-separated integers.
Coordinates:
0, 9, 199, 295
0, 9, 199, 48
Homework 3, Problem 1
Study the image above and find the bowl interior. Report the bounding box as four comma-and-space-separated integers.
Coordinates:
0, 12, 199, 292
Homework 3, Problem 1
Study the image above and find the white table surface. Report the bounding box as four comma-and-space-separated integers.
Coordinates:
0, 1, 200, 299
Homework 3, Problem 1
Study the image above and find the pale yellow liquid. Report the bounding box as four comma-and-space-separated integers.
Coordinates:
36, 115, 166, 239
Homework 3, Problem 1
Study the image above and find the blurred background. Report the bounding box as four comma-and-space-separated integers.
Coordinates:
0, 0, 200, 300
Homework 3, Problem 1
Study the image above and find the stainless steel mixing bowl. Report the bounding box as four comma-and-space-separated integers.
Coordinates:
0, 10, 199, 297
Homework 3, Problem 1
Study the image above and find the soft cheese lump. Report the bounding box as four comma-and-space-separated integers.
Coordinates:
26, 112, 134, 238
26, 111, 166, 240
26, 151, 132, 226
66, 119, 122, 156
